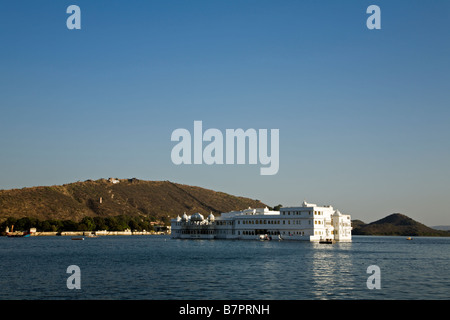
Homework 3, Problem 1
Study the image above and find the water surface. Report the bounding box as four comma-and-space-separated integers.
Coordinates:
0, 235, 448, 299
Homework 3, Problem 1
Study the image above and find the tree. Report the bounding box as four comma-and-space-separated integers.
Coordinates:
1, 217, 17, 232
40, 220, 53, 232
160, 215, 170, 226
128, 218, 140, 231
15, 217, 32, 231
61, 220, 78, 231
105, 216, 129, 231
80, 217, 95, 231
273, 204, 283, 211
77, 223, 88, 231
93, 217, 107, 230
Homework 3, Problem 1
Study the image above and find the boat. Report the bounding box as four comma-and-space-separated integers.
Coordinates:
72, 237, 84, 240
258, 234, 272, 241
7, 231, 31, 238
6, 225, 32, 237
406, 237, 413, 240
319, 239, 335, 244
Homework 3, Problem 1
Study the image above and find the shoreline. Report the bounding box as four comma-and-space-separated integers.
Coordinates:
2, 231, 169, 237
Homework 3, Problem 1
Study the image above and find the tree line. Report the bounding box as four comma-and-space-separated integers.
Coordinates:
1, 215, 168, 233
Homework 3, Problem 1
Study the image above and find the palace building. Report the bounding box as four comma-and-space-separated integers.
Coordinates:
170, 201, 352, 242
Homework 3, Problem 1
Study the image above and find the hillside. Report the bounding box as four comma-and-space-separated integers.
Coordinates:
432, 225, 450, 231
352, 213, 450, 237
0, 178, 266, 223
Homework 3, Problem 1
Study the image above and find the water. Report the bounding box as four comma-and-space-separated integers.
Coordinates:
0, 235, 449, 300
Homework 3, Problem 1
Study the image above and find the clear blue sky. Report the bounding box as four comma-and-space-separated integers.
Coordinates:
1, 1, 449, 226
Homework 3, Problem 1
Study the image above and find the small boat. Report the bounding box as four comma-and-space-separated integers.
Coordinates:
259, 234, 272, 241
406, 237, 413, 240
7, 231, 31, 238
6, 225, 31, 237
319, 239, 335, 244
72, 237, 84, 240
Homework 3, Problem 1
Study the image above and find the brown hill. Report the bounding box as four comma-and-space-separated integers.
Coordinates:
352, 213, 450, 237
0, 179, 266, 223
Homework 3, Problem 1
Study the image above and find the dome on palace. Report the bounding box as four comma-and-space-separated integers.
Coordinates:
176, 215, 181, 222
333, 210, 342, 216
191, 212, 204, 221
181, 213, 188, 221
207, 213, 215, 221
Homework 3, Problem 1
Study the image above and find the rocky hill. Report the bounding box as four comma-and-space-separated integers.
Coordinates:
0, 178, 266, 223
352, 213, 450, 237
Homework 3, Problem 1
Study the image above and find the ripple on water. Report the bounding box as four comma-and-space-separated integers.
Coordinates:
0, 235, 449, 299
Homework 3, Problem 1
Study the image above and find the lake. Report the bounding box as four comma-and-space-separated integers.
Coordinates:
0, 235, 448, 300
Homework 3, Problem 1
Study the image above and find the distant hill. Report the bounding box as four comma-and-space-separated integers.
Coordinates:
350, 219, 366, 230
432, 225, 450, 231
352, 213, 450, 237
0, 179, 266, 223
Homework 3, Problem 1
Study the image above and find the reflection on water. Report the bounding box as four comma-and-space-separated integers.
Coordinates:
310, 242, 354, 299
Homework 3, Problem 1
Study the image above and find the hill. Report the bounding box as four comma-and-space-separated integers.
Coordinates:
432, 225, 450, 231
352, 213, 450, 237
0, 178, 266, 223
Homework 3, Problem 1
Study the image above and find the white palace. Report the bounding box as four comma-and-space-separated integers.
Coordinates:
170, 201, 352, 242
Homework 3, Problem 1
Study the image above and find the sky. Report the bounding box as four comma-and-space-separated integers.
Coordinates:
0, 1, 449, 226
